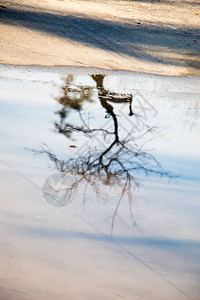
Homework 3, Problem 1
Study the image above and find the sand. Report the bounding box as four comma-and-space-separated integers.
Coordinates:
0, 0, 200, 75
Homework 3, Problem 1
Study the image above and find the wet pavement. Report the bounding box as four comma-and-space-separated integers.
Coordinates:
0, 65, 200, 300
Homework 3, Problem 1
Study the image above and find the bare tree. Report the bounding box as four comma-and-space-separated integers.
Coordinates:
31, 74, 176, 234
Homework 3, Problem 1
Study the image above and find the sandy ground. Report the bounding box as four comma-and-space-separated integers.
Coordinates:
0, 0, 200, 76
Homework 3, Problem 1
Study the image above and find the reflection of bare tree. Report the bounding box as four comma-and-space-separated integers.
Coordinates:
55, 74, 94, 138
32, 74, 175, 234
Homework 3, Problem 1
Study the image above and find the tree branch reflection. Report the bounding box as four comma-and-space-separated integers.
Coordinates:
33, 74, 175, 234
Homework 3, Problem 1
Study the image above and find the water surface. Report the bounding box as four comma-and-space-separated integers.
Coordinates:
0, 66, 200, 300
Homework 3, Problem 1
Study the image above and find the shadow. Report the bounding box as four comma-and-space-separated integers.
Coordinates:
30, 74, 176, 235
0, 7, 199, 70
8, 223, 200, 249
119, 0, 200, 5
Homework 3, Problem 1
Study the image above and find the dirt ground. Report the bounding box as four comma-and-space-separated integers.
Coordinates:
0, 0, 200, 75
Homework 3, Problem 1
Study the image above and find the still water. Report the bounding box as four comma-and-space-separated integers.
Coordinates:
0, 65, 200, 300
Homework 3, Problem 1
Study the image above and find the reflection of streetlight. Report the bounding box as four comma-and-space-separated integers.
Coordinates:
42, 173, 77, 207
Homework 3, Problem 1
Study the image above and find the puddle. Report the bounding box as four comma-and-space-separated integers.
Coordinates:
0, 66, 200, 300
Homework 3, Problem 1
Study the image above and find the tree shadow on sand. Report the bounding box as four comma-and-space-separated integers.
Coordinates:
0, 7, 200, 72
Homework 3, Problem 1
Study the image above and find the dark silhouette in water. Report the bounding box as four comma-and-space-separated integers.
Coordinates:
92, 74, 134, 117
31, 74, 175, 234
